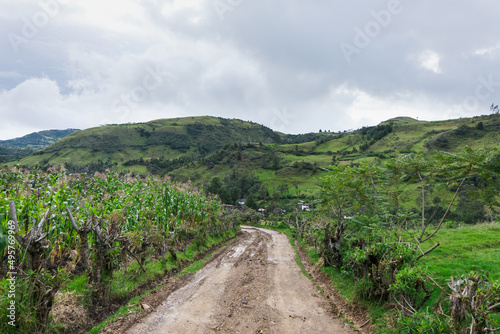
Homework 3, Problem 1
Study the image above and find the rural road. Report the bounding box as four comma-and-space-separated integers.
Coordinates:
122, 226, 357, 334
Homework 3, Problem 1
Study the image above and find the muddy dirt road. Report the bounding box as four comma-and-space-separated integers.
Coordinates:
122, 226, 357, 334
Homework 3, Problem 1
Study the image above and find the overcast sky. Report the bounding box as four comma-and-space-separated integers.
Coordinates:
1, 0, 499, 139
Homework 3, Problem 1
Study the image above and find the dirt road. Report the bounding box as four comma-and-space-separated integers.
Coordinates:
121, 226, 357, 334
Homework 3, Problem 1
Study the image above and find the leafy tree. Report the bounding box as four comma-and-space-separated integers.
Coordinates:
317, 162, 382, 266
246, 194, 258, 210
423, 146, 496, 239
490, 103, 499, 114
331, 155, 337, 165
218, 187, 230, 204
206, 177, 223, 195
453, 124, 471, 136
315, 146, 498, 314
258, 185, 270, 201
262, 150, 282, 170
277, 184, 289, 198
454, 191, 486, 224
224, 187, 240, 205
206, 173, 260, 205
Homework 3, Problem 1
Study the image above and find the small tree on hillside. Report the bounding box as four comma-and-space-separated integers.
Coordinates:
246, 194, 258, 210
490, 103, 499, 114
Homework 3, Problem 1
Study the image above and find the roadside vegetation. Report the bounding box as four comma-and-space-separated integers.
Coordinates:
257, 145, 500, 333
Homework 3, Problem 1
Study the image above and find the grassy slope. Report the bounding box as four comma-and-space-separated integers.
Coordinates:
420, 223, 500, 282
172, 114, 500, 196
12, 116, 280, 168
291, 222, 500, 333
7, 114, 500, 198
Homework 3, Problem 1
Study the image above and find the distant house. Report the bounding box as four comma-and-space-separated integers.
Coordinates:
258, 208, 266, 213
275, 208, 287, 215
301, 203, 312, 211
297, 200, 305, 206
237, 199, 246, 206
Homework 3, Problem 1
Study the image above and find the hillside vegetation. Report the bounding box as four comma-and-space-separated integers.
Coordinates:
9, 114, 500, 196
281, 145, 500, 333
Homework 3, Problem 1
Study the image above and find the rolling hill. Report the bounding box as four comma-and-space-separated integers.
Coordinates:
167, 114, 500, 198
5, 113, 500, 201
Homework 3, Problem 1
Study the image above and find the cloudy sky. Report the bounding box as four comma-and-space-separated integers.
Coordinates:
1, 0, 499, 139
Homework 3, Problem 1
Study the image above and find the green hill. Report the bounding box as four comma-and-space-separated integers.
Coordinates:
6, 114, 500, 202
15, 117, 272, 170
167, 114, 499, 197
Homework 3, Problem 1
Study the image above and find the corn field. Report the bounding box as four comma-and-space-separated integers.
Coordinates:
0, 166, 236, 333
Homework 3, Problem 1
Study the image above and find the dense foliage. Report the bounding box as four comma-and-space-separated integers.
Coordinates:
0, 148, 34, 164
206, 171, 261, 205
298, 146, 500, 333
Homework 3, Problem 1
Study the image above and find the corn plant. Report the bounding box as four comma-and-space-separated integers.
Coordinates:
0, 167, 232, 333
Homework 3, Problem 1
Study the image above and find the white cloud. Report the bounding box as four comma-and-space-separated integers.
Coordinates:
418, 50, 442, 74
161, 0, 203, 17
1, 0, 499, 140
66, 1, 146, 34
0, 78, 64, 130
475, 44, 500, 56
325, 86, 443, 129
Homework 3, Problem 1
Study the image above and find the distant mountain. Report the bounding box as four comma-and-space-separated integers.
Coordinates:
0, 129, 80, 149
0, 129, 79, 163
